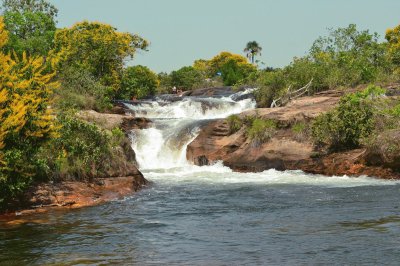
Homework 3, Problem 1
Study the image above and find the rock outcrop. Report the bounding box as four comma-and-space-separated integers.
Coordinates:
2, 109, 149, 217
187, 90, 400, 179
78, 110, 152, 131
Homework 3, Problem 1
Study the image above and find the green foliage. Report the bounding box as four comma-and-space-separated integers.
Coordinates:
157, 72, 173, 94
389, 103, 400, 117
244, 40, 262, 64
41, 115, 113, 181
220, 59, 256, 86
53, 21, 148, 91
254, 69, 286, 107
385, 24, 400, 67
311, 86, 383, 151
246, 118, 277, 147
119, 65, 159, 99
0, 18, 59, 208
226, 114, 243, 134
2, 0, 57, 57
292, 122, 306, 134
55, 66, 112, 112
170, 66, 204, 90
252, 24, 395, 107
2, 0, 58, 19
292, 121, 310, 142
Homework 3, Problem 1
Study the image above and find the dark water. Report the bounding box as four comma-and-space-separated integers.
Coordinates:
1, 169, 400, 265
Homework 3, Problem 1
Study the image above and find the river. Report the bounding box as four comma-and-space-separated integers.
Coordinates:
1, 91, 400, 265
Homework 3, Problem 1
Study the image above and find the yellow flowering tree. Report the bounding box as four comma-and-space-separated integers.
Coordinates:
0, 17, 58, 206
53, 21, 148, 91
385, 24, 400, 69
207, 52, 257, 85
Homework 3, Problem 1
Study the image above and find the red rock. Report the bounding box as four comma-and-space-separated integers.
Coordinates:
187, 90, 400, 179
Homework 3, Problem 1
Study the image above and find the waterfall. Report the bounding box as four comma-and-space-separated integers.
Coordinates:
127, 89, 256, 170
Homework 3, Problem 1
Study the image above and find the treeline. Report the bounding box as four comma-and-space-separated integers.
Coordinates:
158, 24, 400, 106
251, 24, 400, 107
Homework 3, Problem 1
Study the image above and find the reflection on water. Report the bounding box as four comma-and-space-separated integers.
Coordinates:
339, 215, 400, 232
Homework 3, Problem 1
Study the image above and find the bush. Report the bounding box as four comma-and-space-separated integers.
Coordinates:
246, 118, 277, 147
118, 65, 159, 99
254, 70, 286, 107
56, 67, 112, 112
226, 115, 243, 134
292, 122, 310, 142
40, 115, 114, 181
170, 66, 204, 90
311, 86, 383, 151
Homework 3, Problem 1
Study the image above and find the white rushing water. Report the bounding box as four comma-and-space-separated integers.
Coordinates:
127, 90, 399, 188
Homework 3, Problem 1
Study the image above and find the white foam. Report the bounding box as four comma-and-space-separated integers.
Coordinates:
144, 163, 400, 188
127, 90, 399, 188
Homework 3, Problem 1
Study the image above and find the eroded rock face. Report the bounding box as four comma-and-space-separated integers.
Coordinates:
187, 90, 400, 179
78, 110, 152, 131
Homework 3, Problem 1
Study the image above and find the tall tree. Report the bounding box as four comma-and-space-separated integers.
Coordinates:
1, 0, 58, 19
170, 66, 203, 90
385, 24, 400, 67
119, 65, 159, 99
244, 41, 262, 64
1, 0, 57, 57
0, 17, 59, 205
53, 21, 149, 91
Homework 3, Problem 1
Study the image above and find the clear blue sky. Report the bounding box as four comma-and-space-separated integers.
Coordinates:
50, 0, 400, 73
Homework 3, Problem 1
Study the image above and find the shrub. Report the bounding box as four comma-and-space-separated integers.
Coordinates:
226, 115, 243, 134
41, 115, 113, 181
254, 70, 286, 107
246, 118, 277, 147
292, 122, 310, 142
56, 67, 112, 112
170, 66, 204, 90
311, 86, 383, 151
119, 65, 159, 99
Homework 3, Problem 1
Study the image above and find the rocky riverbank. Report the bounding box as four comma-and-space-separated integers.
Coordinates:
1, 110, 149, 219
187, 89, 400, 179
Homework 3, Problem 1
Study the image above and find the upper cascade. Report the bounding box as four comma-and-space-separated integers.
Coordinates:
126, 88, 256, 170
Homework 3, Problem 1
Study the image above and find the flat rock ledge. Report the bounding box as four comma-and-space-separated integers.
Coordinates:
0, 174, 148, 223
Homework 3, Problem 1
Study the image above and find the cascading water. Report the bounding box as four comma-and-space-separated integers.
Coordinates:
128, 89, 256, 170
126, 89, 398, 187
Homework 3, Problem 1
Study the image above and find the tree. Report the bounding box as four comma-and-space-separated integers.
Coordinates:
1, 0, 58, 19
220, 59, 246, 86
244, 41, 262, 64
385, 24, 400, 67
170, 66, 203, 90
309, 24, 389, 86
1, 0, 57, 57
119, 65, 159, 99
0, 17, 59, 205
208, 52, 256, 85
53, 21, 149, 91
